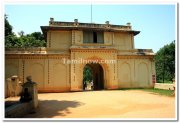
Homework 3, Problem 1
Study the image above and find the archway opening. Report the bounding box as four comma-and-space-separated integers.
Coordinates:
83, 63, 104, 91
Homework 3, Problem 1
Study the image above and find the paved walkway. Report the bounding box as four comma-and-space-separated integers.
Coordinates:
24, 90, 175, 118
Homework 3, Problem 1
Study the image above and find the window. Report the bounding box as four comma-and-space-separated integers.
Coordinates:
83, 31, 104, 43
93, 32, 97, 43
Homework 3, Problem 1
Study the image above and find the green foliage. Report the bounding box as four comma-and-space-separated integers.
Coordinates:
29, 32, 45, 41
142, 88, 174, 97
157, 80, 173, 83
5, 15, 46, 48
119, 88, 174, 97
155, 41, 175, 82
5, 14, 13, 37
83, 66, 93, 83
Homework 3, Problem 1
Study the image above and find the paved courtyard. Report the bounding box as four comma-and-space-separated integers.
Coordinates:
24, 90, 175, 118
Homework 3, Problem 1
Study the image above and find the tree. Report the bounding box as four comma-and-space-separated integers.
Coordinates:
18, 31, 25, 37
5, 14, 16, 48
5, 14, 46, 48
27, 32, 46, 47
155, 41, 175, 82
29, 32, 44, 41
83, 66, 93, 83
5, 14, 13, 37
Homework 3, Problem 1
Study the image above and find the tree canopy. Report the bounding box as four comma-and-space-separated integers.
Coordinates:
155, 41, 175, 82
83, 65, 93, 83
5, 15, 46, 48
5, 14, 13, 37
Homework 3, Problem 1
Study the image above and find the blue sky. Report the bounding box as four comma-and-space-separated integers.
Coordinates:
5, 4, 176, 53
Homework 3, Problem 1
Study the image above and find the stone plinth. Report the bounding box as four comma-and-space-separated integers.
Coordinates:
22, 76, 38, 109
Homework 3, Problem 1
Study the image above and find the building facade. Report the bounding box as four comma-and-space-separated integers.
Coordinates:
5, 18, 156, 92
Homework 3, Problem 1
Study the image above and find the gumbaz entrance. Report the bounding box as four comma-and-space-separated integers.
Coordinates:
83, 63, 104, 91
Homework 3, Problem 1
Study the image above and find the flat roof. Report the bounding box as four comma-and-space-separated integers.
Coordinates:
41, 20, 140, 38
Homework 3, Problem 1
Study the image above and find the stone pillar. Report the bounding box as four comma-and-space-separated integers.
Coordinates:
11, 75, 22, 96
5, 75, 22, 98
22, 76, 38, 109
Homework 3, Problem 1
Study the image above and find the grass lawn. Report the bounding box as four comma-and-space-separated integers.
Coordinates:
119, 88, 174, 97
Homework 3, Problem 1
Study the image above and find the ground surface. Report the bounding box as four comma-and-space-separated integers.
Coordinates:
24, 90, 175, 118
5, 96, 20, 108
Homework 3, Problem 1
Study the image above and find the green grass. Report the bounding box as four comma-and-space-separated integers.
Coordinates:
142, 88, 174, 97
119, 88, 174, 97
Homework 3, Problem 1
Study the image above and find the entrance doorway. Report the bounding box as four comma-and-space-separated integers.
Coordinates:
83, 63, 104, 91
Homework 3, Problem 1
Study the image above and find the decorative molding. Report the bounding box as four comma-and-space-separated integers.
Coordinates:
5, 54, 70, 59
72, 30, 75, 45
22, 60, 25, 83
71, 49, 117, 53
48, 60, 50, 84
117, 55, 154, 59
48, 32, 51, 48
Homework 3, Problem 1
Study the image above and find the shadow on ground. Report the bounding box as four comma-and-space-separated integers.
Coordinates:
24, 100, 84, 118
5, 101, 20, 108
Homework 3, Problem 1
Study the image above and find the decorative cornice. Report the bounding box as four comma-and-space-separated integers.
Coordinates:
117, 55, 154, 59
5, 54, 70, 59
6, 54, 154, 59
70, 48, 117, 53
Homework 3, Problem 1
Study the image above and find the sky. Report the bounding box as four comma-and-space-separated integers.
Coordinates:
5, 4, 176, 53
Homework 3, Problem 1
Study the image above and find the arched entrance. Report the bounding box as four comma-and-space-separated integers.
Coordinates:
83, 63, 104, 90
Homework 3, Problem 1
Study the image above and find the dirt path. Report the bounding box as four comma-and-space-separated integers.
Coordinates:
24, 90, 175, 118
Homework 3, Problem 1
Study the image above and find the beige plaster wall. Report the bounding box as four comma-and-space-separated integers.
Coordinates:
24, 59, 45, 90
72, 30, 83, 45
114, 32, 133, 50
5, 55, 155, 93
48, 59, 70, 92
104, 32, 114, 45
47, 31, 72, 50
118, 59, 155, 88
5, 58, 70, 92
5, 60, 19, 79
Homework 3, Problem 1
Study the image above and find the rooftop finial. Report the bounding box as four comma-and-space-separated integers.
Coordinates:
126, 22, 131, 26
50, 17, 54, 22
105, 21, 110, 25
74, 19, 78, 23
74, 19, 79, 26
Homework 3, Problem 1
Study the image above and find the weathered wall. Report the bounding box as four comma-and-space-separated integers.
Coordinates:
24, 59, 45, 90
104, 32, 114, 45
48, 59, 70, 92
5, 58, 70, 92
117, 58, 155, 88
5, 60, 19, 79
114, 32, 133, 50
47, 31, 72, 50
72, 30, 83, 45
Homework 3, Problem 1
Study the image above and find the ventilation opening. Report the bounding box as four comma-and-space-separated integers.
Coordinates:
93, 32, 97, 43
